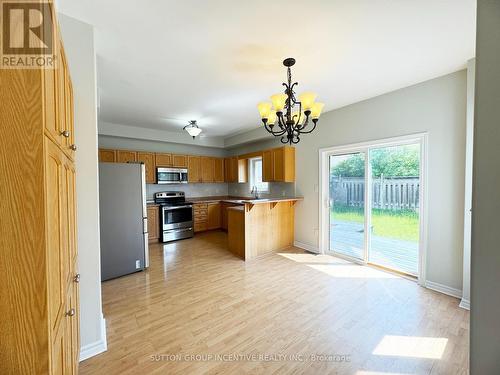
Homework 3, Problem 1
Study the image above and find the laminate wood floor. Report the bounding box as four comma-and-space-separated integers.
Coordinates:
80, 231, 469, 375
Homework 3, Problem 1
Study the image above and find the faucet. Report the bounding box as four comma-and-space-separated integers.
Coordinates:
251, 186, 259, 199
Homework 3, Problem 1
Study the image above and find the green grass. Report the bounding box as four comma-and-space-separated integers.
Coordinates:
331, 206, 419, 242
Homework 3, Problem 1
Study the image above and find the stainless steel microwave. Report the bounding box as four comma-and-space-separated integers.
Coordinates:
157, 167, 188, 184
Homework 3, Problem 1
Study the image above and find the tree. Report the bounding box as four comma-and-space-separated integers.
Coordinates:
331, 145, 419, 178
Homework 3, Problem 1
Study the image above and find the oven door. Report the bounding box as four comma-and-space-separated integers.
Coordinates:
162, 205, 193, 230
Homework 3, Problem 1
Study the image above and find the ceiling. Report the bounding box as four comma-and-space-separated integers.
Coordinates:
59, 0, 476, 138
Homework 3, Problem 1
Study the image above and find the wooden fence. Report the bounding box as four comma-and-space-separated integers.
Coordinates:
330, 176, 419, 211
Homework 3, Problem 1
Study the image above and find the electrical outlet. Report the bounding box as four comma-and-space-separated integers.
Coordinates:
282, 190, 286, 196
135, 260, 141, 269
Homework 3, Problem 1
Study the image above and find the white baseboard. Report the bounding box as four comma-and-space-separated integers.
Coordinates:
425, 280, 462, 299
294, 241, 320, 254
459, 298, 470, 310
80, 316, 107, 362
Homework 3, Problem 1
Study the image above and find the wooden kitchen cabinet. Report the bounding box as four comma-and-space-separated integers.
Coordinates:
225, 157, 243, 183
221, 202, 240, 230
1, 12, 80, 372
193, 203, 208, 232
207, 202, 221, 229
147, 205, 159, 242
224, 158, 232, 182
116, 150, 137, 163
262, 146, 295, 182
172, 154, 188, 167
188, 156, 202, 182
201, 157, 214, 182
137, 152, 156, 184
262, 149, 274, 182
99, 149, 117, 162
238, 159, 248, 183
155, 153, 172, 167
214, 158, 225, 182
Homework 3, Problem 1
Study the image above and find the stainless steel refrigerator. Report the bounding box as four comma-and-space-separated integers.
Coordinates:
99, 162, 149, 281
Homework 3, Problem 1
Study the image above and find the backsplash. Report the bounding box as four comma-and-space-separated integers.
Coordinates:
228, 182, 296, 198
147, 182, 295, 200
146, 183, 228, 200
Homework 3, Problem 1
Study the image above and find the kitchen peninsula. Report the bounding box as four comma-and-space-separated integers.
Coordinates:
186, 196, 302, 260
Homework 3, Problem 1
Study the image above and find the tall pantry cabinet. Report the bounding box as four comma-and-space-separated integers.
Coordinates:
0, 5, 80, 375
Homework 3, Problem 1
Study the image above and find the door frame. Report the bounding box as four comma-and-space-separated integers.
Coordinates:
318, 132, 428, 284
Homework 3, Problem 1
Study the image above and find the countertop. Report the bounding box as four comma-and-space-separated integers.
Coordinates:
189, 196, 303, 205
147, 196, 303, 206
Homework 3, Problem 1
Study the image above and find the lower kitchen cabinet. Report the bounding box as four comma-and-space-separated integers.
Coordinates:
147, 205, 159, 242
193, 203, 208, 232
194, 202, 222, 232
221, 202, 241, 230
207, 202, 221, 229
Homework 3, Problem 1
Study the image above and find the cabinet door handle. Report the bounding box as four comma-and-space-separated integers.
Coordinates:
70, 144, 77, 151
65, 308, 75, 317
61, 130, 70, 138
73, 273, 80, 283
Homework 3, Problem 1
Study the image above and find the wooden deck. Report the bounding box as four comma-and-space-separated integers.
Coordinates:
331, 221, 419, 275
80, 231, 468, 375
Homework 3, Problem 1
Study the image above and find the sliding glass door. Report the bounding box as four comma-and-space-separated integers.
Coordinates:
329, 152, 366, 260
368, 144, 420, 275
326, 138, 423, 277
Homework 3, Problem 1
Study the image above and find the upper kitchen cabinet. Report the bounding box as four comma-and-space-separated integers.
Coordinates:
201, 157, 214, 182
172, 154, 188, 168
188, 155, 202, 183
238, 159, 248, 183
224, 157, 247, 183
214, 158, 224, 183
99, 149, 116, 163
155, 153, 172, 167
116, 150, 137, 163
136, 152, 156, 184
262, 149, 274, 182
262, 146, 295, 182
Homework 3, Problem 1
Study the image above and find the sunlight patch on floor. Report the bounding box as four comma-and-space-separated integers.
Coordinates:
278, 252, 348, 264
372, 335, 448, 359
278, 253, 399, 279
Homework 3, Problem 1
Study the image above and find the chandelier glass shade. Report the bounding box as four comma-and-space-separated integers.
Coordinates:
257, 58, 324, 145
183, 120, 202, 138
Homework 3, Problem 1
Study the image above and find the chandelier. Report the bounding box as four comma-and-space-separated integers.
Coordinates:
257, 58, 324, 145
183, 120, 202, 139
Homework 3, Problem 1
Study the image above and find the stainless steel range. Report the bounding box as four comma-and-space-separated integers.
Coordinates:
154, 191, 193, 242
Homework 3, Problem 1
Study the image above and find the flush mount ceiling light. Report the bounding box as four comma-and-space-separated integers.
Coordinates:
257, 58, 324, 145
183, 120, 202, 139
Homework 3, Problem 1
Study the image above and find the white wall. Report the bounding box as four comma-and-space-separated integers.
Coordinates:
470, 1, 500, 372
460, 58, 475, 310
59, 14, 106, 360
